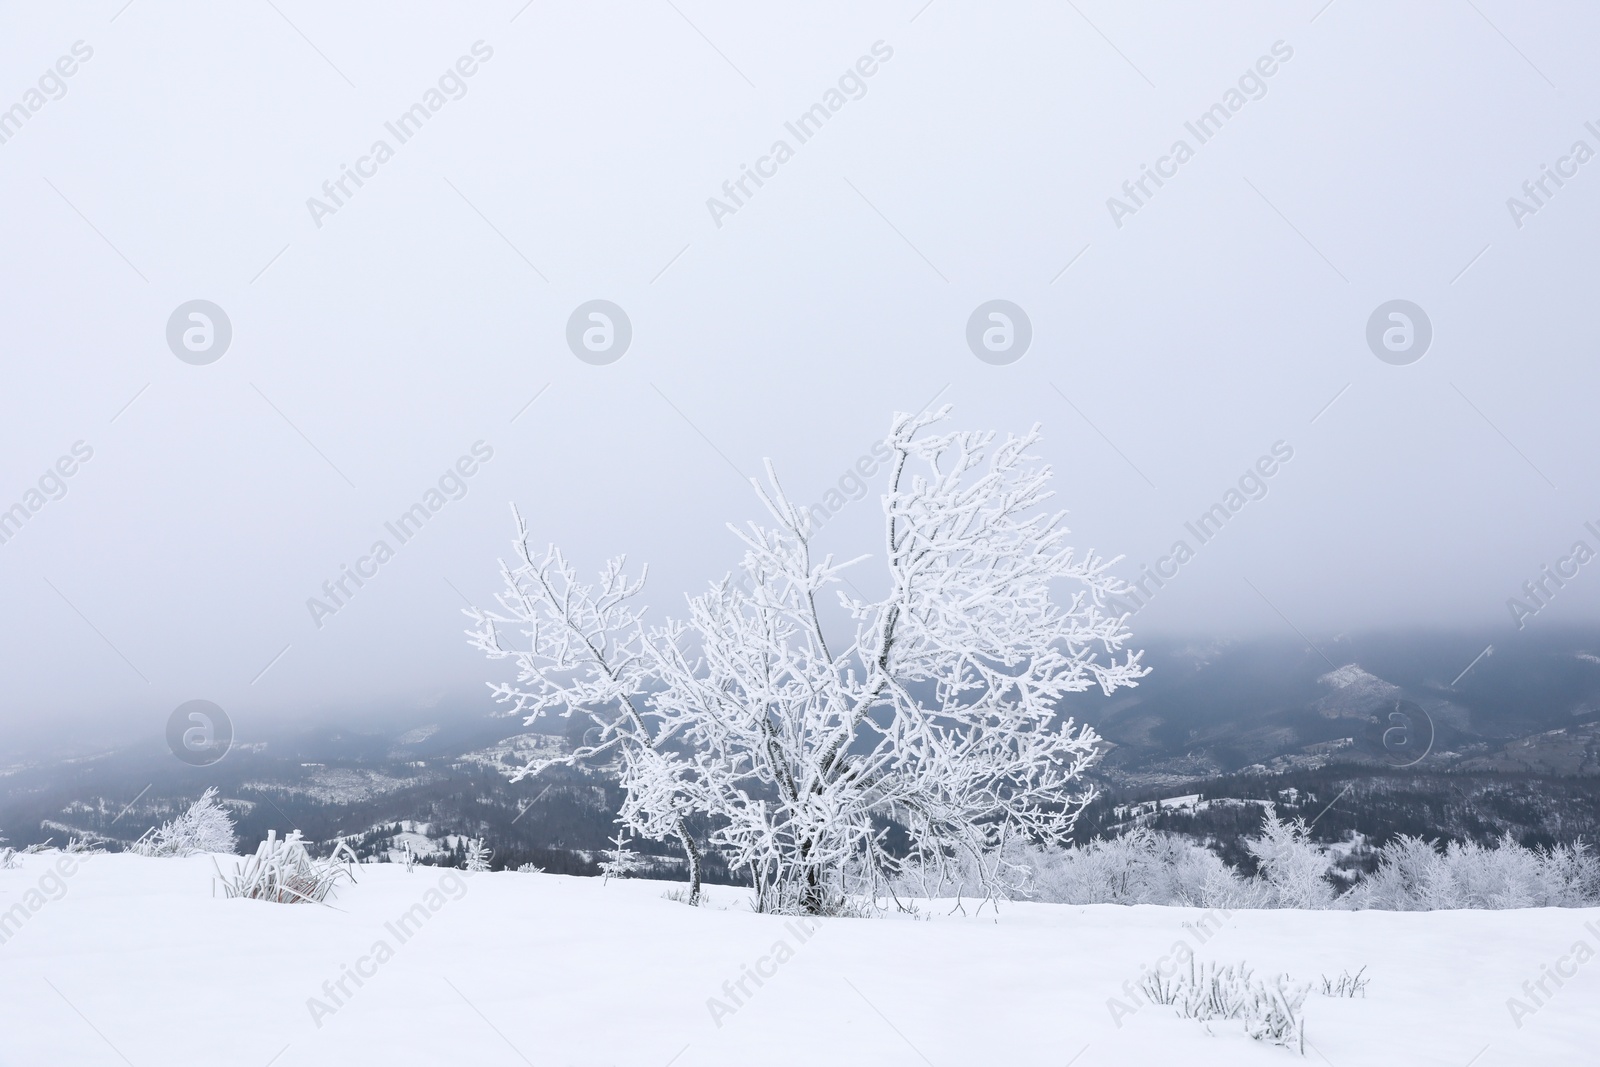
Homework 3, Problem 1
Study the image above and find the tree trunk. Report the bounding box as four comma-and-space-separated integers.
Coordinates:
674, 817, 702, 906
800, 863, 826, 915
796, 834, 828, 915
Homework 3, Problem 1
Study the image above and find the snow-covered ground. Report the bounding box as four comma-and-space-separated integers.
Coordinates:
0, 853, 1593, 1065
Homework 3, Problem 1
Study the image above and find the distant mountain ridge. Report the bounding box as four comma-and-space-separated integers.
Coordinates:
4, 628, 1600, 868
1080, 629, 1600, 788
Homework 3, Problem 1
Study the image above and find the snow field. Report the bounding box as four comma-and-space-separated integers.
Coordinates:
0, 853, 1594, 1065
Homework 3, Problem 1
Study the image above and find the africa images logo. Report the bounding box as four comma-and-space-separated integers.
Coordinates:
166, 700, 233, 767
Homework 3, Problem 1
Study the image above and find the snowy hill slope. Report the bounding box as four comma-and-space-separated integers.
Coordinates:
0, 853, 1593, 1065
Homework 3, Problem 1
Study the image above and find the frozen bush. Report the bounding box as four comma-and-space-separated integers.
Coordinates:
900, 830, 1266, 909
1349, 834, 1600, 910
900, 816, 1599, 912
598, 832, 646, 881
1344, 834, 1448, 911
215, 830, 354, 905
1030, 829, 1264, 908
1535, 839, 1600, 904
462, 837, 492, 873
1245, 808, 1335, 909
131, 788, 236, 857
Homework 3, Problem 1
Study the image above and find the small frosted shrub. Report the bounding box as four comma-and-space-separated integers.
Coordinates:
132, 788, 236, 857
598, 832, 646, 881
216, 830, 354, 905
463, 837, 493, 873
1320, 967, 1369, 997
1141, 959, 1307, 1054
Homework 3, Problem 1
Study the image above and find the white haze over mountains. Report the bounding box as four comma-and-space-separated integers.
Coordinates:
1, 2, 1598, 745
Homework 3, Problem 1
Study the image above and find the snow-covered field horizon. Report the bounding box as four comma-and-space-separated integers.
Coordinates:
1, 852, 1593, 1066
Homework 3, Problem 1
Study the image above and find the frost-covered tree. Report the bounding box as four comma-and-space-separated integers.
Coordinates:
471, 408, 1146, 914
465, 516, 706, 904
643, 409, 1146, 912
131, 788, 236, 857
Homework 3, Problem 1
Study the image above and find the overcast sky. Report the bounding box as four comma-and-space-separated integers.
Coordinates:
2, 1, 1598, 744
